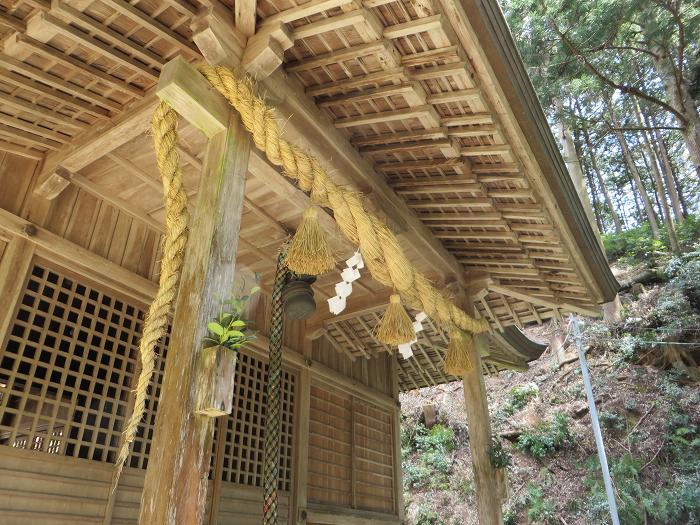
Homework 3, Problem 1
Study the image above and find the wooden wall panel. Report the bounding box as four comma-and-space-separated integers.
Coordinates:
216, 484, 289, 525
0, 152, 160, 281
353, 401, 395, 514
307, 383, 397, 516
308, 384, 353, 507
311, 336, 393, 395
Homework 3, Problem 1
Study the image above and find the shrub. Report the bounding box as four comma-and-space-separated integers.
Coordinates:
526, 483, 556, 524
402, 459, 431, 489
415, 502, 447, 525
602, 223, 668, 264
496, 382, 539, 423
599, 410, 627, 433
516, 412, 573, 459
415, 423, 455, 454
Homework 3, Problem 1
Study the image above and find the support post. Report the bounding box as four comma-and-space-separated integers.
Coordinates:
138, 58, 251, 524
452, 284, 503, 525
292, 337, 312, 524
462, 336, 504, 525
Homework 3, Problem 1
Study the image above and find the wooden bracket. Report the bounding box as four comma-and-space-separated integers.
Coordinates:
191, 2, 246, 69
156, 56, 230, 138
242, 20, 294, 79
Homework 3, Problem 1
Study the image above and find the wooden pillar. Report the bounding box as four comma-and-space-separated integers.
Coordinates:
0, 236, 35, 339
462, 336, 503, 525
602, 294, 622, 324
138, 58, 251, 524
451, 280, 503, 525
389, 354, 405, 521
293, 337, 312, 524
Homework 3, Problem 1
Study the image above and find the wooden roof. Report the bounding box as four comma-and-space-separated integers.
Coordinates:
0, 0, 616, 389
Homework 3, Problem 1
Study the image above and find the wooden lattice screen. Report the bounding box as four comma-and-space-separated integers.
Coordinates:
0, 259, 295, 491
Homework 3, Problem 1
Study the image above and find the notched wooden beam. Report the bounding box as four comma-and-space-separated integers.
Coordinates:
156, 56, 230, 138
242, 20, 293, 79
191, 2, 246, 69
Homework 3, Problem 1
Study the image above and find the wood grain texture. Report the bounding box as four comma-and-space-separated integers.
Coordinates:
138, 110, 250, 524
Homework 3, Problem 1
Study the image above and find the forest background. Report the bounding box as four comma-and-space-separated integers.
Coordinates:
503, 0, 699, 256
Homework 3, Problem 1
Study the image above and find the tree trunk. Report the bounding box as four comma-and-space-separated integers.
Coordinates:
574, 126, 605, 232
614, 129, 661, 239
606, 96, 661, 238
632, 102, 680, 253
648, 115, 685, 222
553, 97, 602, 242
580, 118, 623, 233
628, 175, 644, 226
652, 51, 700, 177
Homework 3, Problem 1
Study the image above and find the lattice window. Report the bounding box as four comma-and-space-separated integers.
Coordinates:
220, 351, 296, 491
0, 261, 141, 463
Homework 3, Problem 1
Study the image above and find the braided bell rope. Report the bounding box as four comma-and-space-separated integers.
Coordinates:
113, 101, 190, 485
196, 64, 490, 336
262, 249, 288, 525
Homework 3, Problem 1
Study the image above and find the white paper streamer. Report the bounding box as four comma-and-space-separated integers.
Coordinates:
327, 251, 364, 315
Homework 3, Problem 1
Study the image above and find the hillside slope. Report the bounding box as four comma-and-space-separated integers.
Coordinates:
400, 255, 700, 524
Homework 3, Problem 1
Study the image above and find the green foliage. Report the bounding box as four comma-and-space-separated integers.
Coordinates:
525, 484, 556, 524
602, 224, 668, 264
415, 424, 456, 454
402, 459, 431, 490
516, 412, 573, 459
599, 410, 627, 433
203, 283, 260, 352
402, 423, 455, 491
496, 382, 539, 424
488, 438, 512, 469
414, 502, 447, 525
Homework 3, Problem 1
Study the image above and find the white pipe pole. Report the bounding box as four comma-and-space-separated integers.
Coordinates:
571, 314, 620, 525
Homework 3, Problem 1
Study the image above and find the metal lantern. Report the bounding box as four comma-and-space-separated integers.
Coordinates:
281, 274, 317, 320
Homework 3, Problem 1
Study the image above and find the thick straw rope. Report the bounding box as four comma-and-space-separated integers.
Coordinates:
197, 64, 490, 335
113, 101, 190, 484
115, 65, 490, 478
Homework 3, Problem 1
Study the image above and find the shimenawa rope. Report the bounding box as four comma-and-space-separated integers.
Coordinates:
114, 64, 490, 481
113, 101, 190, 487
195, 64, 489, 336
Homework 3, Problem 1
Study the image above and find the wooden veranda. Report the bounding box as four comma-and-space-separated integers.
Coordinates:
0, 0, 618, 524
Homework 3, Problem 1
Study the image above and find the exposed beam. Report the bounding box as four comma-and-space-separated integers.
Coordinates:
0, 52, 123, 112
489, 284, 600, 317
234, 0, 256, 37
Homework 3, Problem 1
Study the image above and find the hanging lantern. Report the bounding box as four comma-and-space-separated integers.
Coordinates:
282, 274, 317, 320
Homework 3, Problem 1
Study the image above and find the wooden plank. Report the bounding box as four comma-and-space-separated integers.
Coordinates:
0, 207, 156, 305
106, 0, 200, 56
262, 0, 354, 26
156, 56, 229, 138
383, 14, 442, 39
234, 0, 256, 36
37, 93, 156, 197
139, 90, 250, 524
0, 236, 35, 342
333, 105, 437, 128
488, 283, 600, 318
0, 10, 25, 32
15, 33, 145, 98
0, 52, 123, 112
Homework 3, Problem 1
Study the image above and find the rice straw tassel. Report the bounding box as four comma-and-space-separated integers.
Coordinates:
286, 207, 335, 275
444, 327, 475, 376
375, 294, 415, 345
